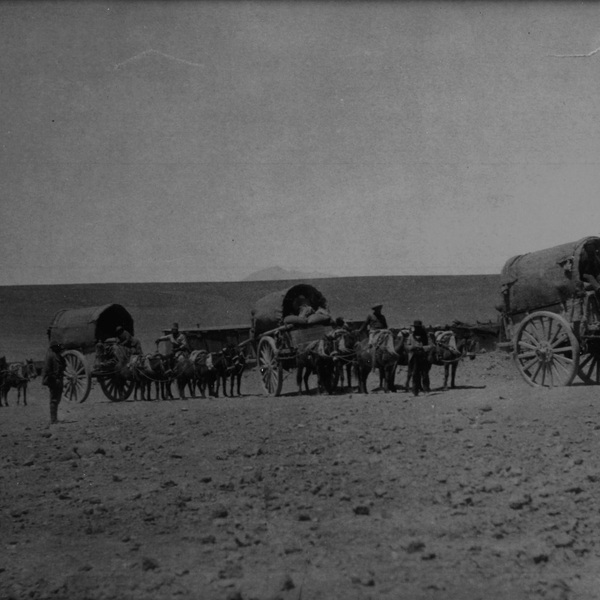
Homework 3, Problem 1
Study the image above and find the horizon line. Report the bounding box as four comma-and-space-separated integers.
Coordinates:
0, 273, 500, 288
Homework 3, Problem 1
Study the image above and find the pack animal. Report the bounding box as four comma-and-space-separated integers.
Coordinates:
190, 350, 210, 398
330, 329, 359, 393
403, 329, 477, 391
296, 337, 335, 396
205, 351, 230, 398
222, 345, 246, 397
354, 330, 403, 393
170, 351, 196, 399
0, 359, 37, 406
131, 353, 171, 401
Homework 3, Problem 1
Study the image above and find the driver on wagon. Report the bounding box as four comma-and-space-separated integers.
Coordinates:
155, 323, 190, 356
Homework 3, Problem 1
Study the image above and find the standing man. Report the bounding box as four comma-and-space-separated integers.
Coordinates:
359, 304, 390, 372
406, 320, 431, 397
42, 342, 66, 424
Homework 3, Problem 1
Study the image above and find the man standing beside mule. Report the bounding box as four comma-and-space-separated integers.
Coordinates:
42, 342, 66, 424
406, 320, 431, 397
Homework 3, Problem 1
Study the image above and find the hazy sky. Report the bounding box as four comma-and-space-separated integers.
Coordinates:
2, 1, 600, 285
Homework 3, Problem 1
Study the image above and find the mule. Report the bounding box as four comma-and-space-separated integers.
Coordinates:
355, 330, 403, 394
171, 351, 196, 399
222, 345, 246, 397
403, 330, 477, 391
190, 350, 210, 398
132, 353, 171, 401
206, 351, 229, 398
1, 359, 37, 406
331, 329, 358, 393
296, 337, 335, 396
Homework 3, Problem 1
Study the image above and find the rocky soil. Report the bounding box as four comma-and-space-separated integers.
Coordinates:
2, 351, 600, 600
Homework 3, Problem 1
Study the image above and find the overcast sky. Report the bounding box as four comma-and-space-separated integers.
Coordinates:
2, 1, 600, 285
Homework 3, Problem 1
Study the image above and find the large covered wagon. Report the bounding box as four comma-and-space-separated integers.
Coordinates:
47, 303, 136, 402
497, 236, 600, 386
251, 283, 333, 396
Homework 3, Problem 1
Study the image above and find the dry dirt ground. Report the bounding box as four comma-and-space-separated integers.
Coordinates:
2, 352, 600, 600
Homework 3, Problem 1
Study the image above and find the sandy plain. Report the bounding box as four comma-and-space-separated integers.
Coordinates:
2, 349, 600, 600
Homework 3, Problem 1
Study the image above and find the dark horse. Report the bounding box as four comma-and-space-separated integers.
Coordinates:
222, 344, 246, 397
403, 329, 477, 391
296, 337, 335, 396
206, 351, 230, 398
131, 353, 171, 401
1, 358, 37, 406
354, 330, 403, 394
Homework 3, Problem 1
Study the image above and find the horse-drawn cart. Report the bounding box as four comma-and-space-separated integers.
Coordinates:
47, 303, 136, 402
252, 284, 333, 396
497, 236, 600, 387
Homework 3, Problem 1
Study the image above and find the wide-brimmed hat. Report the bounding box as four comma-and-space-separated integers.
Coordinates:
372, 303, 383, 310
171, 322, 179, 330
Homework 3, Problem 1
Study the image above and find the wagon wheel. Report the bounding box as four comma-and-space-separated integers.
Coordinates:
514, 311, 579, 387
577, 352, 600, 384
257, 336, 283, 397
578, 296, 600, 384
62, 350, 91, 403
98, 373, 134, 402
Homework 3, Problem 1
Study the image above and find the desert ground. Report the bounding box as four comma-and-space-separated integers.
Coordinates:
2, 349, 600, 600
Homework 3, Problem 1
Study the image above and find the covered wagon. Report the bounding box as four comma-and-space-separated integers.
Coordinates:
47, 303, 136, 402
497, 236, 600, 386
251, 283, 333, 396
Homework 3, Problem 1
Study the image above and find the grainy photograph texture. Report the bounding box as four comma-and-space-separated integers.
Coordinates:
2, 2, 600, 599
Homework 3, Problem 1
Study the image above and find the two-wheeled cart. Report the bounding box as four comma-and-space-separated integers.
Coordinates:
497, 236, 600, 387
47, 303, 136, 402
252, 284, 333, 396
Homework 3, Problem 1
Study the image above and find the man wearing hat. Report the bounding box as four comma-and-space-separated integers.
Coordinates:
42, 341, 66, 424
359, 304, 392, 373
116, 326, 143, 356
156, 323, 190, 364
406, 320, 431, 397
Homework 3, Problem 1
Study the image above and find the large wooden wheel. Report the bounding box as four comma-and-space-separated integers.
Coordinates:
514, 311, 579, 387
98, 373, 134, 402
578, 352, 600, 384
578, 295, 600, 384
62, 350, 91, 403
257, 336, 283, 397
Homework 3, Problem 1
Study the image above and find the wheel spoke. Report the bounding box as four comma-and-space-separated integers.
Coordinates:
520, 355, 540, 372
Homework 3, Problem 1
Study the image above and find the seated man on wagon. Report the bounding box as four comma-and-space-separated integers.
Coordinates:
116, 326, 143, 356
155, 323, 190, 365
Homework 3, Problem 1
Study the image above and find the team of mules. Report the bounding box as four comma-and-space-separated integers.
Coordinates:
296, 326, 478, 396
0, 356, 38, 406
93, 341, 247, 401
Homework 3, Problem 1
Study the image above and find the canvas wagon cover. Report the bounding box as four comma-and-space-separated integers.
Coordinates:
48, 304, 134, 352
251, 284, 328, 337
497, 237, 600, 317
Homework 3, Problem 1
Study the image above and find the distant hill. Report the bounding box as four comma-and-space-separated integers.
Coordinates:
0, 275, 501, 360
244, 266, 333, 281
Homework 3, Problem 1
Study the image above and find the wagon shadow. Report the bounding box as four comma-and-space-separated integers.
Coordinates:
439, 384, 487, 391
